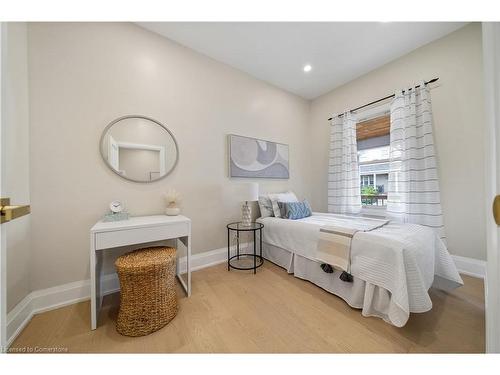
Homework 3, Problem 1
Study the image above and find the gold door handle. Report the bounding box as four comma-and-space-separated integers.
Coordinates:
494, 195, 500, 226
0, 198, 31, 224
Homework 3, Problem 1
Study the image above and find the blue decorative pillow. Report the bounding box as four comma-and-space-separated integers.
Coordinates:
278, 200, 312, 220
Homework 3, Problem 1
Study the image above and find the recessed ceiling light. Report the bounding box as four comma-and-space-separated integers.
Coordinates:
303, 64, 312, 73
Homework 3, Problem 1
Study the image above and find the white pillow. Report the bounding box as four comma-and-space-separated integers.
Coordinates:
267, 191, 298, 218
258, 196, 274, 218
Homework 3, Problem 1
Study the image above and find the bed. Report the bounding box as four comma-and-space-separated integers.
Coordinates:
256, 212, 463, 327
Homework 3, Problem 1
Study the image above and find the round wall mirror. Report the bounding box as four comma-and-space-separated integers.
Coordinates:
100, 115, 179, 182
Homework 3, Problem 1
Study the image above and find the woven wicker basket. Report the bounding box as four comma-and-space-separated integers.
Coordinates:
115, 246, 178, 337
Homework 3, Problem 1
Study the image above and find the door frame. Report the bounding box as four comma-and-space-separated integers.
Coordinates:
0, 21, 7, 350
483, 22, 500, 354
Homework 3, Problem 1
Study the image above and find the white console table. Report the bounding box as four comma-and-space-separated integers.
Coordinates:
89, 215, 191, 330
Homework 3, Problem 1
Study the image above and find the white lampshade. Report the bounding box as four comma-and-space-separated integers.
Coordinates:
240, 182, 259, 202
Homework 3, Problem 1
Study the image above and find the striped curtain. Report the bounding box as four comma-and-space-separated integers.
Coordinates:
328, 112, 362, 214
387, 83, 445, 241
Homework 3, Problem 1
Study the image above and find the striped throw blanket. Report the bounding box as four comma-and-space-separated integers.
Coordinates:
316, 216, 389, 272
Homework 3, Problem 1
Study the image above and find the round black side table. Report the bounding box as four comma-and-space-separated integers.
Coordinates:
226, 222, 264, 274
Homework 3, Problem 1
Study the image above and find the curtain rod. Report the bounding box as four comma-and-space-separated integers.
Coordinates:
327, 77, 439, 121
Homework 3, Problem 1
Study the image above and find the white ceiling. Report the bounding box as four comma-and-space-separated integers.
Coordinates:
138, 22, 467, 99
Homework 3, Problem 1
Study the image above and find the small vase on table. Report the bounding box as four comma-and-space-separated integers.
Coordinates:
164, 189, 181, 216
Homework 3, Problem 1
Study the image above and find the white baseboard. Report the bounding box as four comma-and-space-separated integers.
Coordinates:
178, 246, 227, 273
452, 255, 486, 279
6, 247, 227, 348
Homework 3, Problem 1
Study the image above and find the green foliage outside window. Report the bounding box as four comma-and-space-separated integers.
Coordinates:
361, 185, 378, 196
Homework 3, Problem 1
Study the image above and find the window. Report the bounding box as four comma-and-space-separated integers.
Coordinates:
356, 115, 390, 207
360, 174, 374, 187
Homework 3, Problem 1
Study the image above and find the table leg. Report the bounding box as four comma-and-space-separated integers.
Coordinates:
175, 238, 179, 275
237, 230, 240, 259
177, 234, 191, 297
187, 233, 191, 297
227, 228, 230, 271
253, 230, 256, 274
90, 234, 98, 330
260, 228, 263, 258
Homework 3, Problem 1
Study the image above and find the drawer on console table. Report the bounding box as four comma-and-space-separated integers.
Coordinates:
94, 222, 190, 250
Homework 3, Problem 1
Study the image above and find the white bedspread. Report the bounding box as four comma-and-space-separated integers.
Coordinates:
257, 213, 463, 326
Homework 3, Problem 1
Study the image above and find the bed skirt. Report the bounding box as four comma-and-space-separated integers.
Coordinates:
262, 241, 415, 327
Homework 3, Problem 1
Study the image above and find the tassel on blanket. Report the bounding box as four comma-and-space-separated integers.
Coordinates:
320, 263, 334, 273
320, 263, 353, 282
340, 271, 353, 283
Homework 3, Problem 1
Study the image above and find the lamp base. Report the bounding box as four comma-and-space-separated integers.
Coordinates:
241, 202, 251, 226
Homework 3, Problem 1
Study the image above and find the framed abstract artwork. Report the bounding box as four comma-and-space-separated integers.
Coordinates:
228, 134, 289, 179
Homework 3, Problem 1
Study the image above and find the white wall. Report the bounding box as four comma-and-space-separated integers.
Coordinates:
3, 23, 31, 312
310, 23, 486, 260
28, 23, 312, 290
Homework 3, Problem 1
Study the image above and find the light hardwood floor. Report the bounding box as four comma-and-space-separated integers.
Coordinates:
10, 261, 485, 353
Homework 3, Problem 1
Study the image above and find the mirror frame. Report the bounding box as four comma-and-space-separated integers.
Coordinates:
99, 115, 179, 183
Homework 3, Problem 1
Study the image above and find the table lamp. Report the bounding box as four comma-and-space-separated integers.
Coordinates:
240, 182, 258, 226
